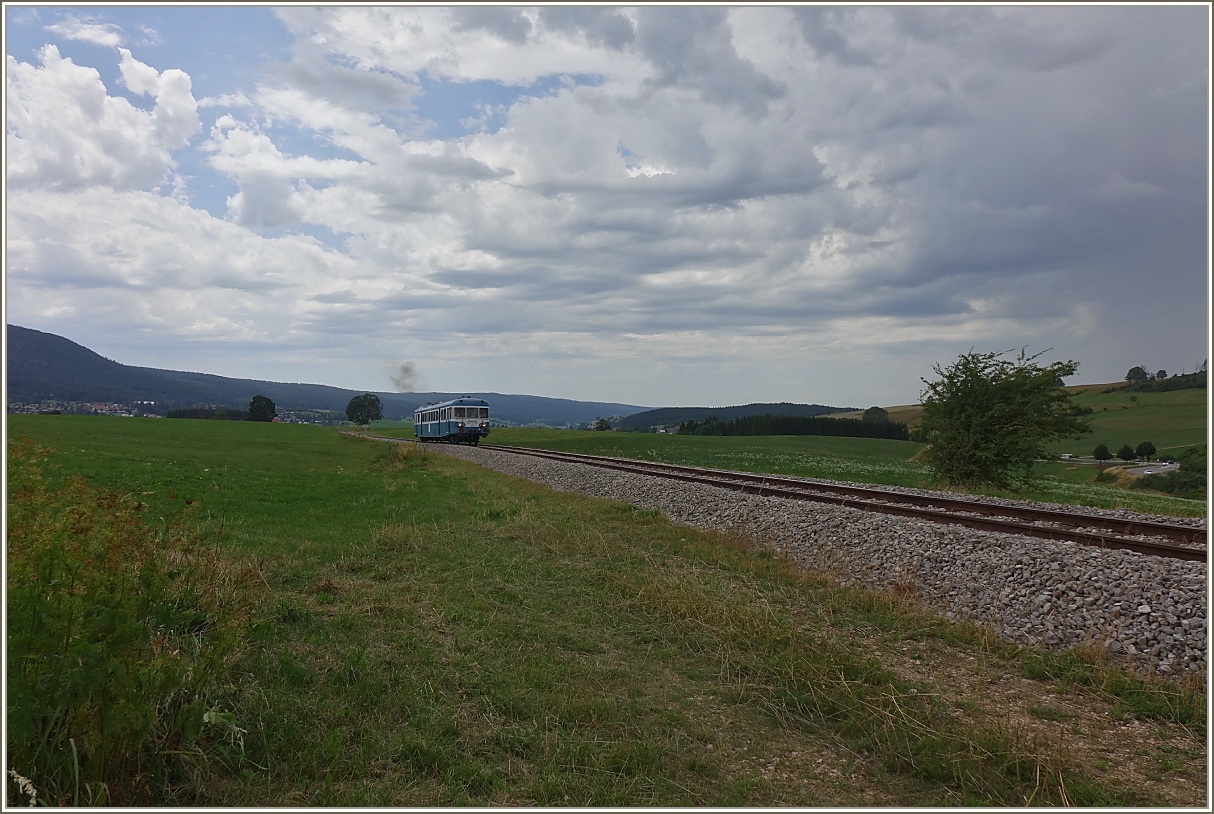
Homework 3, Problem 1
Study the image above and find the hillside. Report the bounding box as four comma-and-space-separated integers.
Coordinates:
4, 325, 648, 427
1049, 383, 1208, 456
617, 402, 852, 431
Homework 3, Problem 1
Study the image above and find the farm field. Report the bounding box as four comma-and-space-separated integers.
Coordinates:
5, 415, 1205, 806
1049, 385, 1208, 456
829, 382, 1206, 451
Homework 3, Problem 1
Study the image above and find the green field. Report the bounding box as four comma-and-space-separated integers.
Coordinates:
6, 415, 1205, 806
1050, 385, 1208, 456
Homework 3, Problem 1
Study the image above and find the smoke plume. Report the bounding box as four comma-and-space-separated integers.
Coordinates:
389, 361, 418, 392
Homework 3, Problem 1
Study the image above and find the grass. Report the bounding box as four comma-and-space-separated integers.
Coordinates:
6, 415, 1206, 806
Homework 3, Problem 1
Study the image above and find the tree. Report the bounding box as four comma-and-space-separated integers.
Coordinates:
918, 349, 1091, 488
1155, 369, 1167, 380
862, 406, 889, 422
248, 394, 276, 422
1135, 441, 1156, 461
1093, 443, 1112, 461
1125, 366, 1149, 385
345, 393, 383, 426
592, 418, 611, 431
1116, 444, 1136, 462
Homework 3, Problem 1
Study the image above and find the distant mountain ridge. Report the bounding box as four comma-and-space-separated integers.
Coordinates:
617, 402, 855, 430
4, 325, 648, 427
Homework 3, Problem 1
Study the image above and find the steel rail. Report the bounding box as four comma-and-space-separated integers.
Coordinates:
499, 448, 1204, 543
483, 445, 1207, 562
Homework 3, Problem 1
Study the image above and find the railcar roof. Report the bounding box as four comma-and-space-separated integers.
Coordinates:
415, 397, 490, 411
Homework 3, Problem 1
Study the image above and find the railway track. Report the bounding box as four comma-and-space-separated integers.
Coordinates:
477, 444, 1207, 562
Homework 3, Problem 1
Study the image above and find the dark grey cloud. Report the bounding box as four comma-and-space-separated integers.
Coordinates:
634, 7, 785, 117
538, 7, 634, 51
450, 7, 532, 46
274, 56, 418, 114
890, 7, 1113, 72
793, 7, 878, 66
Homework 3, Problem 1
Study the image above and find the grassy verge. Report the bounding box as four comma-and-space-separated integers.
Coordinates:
5, 416, 1206, 805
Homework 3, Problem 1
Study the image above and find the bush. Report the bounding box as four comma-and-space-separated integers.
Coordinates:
918, 349, 1089, 488
1132, 470, 1207, 499
1176, 445, 1208, 474
166, 407, 249, 421
5, 439, 260, 806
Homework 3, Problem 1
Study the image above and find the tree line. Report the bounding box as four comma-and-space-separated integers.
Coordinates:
1092, 441, 1156, 463
678, 413, 910, 440
167, 394, 278, 422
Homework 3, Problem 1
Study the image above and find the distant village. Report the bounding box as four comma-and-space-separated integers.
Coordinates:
6, 400, 163, 418
6, 400, 346, 426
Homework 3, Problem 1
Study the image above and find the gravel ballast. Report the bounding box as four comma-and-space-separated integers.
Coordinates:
430, 443, 1208, 680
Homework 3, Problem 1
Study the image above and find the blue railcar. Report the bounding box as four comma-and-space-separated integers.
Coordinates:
413, 397, 491, 444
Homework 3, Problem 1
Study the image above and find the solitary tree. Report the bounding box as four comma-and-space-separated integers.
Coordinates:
592, 418, 611, 431
1116, 444, 1137, 462
1155, 370, 1167, 380
1135, 441, 1156, 461
248, 394, 276, 422
345, 393, 383, 426
862, 406, 889, 422
1125, 366, 1149, 385
918, 349, 1091, 488
1093, 443, 1112, 461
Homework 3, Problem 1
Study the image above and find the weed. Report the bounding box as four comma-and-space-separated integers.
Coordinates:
1019, 649, 1205, 732
5, 438, 263, 805
1028, 705, 1074, 722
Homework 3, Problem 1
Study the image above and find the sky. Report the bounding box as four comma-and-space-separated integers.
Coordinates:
4, 5, 1210, 410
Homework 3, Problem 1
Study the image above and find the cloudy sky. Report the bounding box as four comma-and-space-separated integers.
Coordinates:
4, 6, 1209, 409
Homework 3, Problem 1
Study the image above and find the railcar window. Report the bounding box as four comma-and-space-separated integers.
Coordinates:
479, 408, 489, 418
455, 407, 466, 418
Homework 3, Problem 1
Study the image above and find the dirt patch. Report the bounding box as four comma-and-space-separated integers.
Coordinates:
869, 633, 1206, 807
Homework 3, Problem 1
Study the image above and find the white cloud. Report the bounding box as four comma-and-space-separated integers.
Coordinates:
45, 12, 122, 48
6, 187, 364, 339
6, 46, 200, 191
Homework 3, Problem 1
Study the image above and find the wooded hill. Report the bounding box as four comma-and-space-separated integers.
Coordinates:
5, 325, 648, 427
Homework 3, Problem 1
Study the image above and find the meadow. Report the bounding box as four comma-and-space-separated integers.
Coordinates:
830, 383, 1206, 457
1050, 384, 1208, 456
6, 415, 1206, 806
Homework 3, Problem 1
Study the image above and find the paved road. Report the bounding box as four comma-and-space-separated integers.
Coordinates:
1124, 462, 1179, 476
